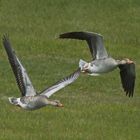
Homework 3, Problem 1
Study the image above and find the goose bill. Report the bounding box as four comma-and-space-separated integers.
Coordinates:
57, 103, 64, 107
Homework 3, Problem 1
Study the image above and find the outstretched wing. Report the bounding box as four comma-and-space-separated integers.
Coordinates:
59, 31, 108, 60
2, 35, 36, 97
40, 68, 80, 98
118, 63, 136, 97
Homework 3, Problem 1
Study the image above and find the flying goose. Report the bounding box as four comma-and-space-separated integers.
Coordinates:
59, 31, 136, 97
2, 35, 80, 110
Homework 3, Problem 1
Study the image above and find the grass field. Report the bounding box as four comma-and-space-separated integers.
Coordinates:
0, 0, 140, 139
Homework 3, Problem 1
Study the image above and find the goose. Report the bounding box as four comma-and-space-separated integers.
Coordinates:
2, 35, 80, 110
59, 31, 136, 97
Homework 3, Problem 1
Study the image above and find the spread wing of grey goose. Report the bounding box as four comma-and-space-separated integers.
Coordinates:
59, 31, 136, 97
2, 35, 80, 110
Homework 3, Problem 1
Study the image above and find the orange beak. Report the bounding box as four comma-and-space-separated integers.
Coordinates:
57, 103, 64, 107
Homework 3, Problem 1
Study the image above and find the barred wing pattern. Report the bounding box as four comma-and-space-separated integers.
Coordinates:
40, 68, 80, 98
3, 35, 36, 97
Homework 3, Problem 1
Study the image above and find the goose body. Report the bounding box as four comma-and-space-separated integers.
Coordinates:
9, 96, 55, 110
3, 35, 80, 110
80, 57, 118, 75
59, 31, 136, 97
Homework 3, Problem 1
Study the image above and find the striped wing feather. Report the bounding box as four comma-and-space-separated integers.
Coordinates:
3, 35, 36, 96
40, 68, 80, 98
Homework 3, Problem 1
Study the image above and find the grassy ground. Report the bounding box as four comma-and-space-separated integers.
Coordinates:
0, 0, 140, 139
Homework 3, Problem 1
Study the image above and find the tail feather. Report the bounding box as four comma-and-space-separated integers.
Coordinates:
9, 97, 19, 105
79, 59, 88, 70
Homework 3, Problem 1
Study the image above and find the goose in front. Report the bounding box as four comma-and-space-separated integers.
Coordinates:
2, 35, 80, 110
59, 31, 136, 97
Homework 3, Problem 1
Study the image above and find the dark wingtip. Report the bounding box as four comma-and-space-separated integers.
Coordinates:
127, 92, 133, 97
3, 33, 9, 39
125, 84, 134, 98
59, 33, 68, 39
2, 34, 9, 44
59, 34, 62, 38
119, 63, 135, 98
59, 33, 64, 38
58, 32, 85, 40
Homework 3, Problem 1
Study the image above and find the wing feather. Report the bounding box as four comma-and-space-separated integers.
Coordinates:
2, 35, 36, 96
59, 31, 108, 60
40, 68, 80, 98
119, 63, 136, 97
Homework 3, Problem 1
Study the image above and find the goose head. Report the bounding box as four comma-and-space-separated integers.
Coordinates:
50, 100, 64, 107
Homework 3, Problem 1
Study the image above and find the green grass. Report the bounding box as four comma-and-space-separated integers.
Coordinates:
0, 0, 140, 139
